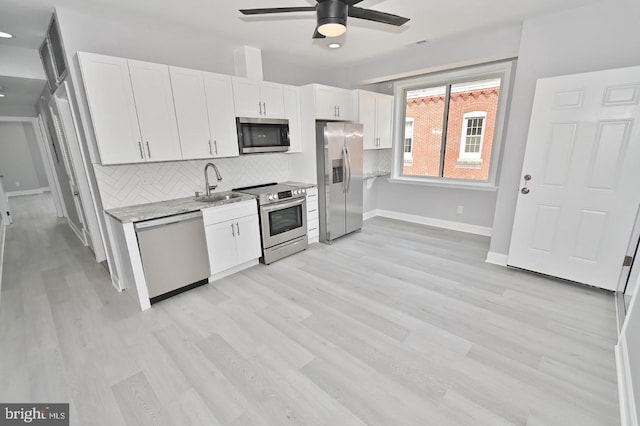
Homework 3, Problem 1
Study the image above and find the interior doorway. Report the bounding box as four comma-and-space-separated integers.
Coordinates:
47, 86, 88, 245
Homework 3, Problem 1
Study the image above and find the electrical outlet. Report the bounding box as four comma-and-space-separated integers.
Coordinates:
139, 174, 154, 185
457, 205, 464, 214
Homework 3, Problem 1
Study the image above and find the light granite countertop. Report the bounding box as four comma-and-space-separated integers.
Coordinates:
105, 191, 257, 223
281, 181, 317, 189
363, 171, 391, 180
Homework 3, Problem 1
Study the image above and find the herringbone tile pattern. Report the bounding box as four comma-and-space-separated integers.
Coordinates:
93, 154, 291, 209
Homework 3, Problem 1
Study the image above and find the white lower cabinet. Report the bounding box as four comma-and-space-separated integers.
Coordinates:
202, 200, 261, 277
306, 187, 319, 243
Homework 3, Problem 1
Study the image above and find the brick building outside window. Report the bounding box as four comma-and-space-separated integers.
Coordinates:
403, 79, 501, 181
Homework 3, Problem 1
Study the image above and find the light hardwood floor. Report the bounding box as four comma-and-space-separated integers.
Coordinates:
0, 194, 619, 425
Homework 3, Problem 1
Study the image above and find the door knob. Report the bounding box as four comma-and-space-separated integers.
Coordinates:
521, 187, 530, 194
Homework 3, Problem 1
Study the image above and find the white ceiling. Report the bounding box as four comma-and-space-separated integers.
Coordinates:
0, 0, 604, 110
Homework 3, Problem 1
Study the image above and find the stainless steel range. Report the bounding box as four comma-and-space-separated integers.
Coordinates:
233, 183, 308, 264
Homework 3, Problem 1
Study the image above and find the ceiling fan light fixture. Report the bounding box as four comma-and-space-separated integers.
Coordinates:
318, 22, 346, 37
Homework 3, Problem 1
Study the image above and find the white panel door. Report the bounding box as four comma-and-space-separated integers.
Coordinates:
77, 52, 143, 164
169, 67, 212, 159
203, 72, 239, 158
128, 60, 182, 162
508, 66, 640, 290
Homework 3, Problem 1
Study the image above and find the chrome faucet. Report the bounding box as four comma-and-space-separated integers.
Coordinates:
204, 162, 223, 196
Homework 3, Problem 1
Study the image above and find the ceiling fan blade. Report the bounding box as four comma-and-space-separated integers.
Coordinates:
347, 6, 410, 26
239, 6, 316, 15
343, 0, 365, 5
312, 27, 326, 39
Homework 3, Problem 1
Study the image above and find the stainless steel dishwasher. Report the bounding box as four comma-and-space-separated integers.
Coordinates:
135, 211, 210, 304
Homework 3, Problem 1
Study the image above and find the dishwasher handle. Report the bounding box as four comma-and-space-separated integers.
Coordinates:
135, 211, 203, 230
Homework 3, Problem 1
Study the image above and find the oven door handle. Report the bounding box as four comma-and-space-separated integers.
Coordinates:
261, 198, 305, 213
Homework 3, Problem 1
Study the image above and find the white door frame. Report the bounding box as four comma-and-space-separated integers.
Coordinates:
48, 94, 88, 245
0, 116, 65, 218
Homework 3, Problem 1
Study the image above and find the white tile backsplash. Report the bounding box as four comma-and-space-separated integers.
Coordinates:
364, 149, 392, 175
94, 154, 290, 209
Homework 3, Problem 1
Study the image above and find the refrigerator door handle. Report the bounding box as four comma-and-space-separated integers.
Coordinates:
345, 145, 352, 193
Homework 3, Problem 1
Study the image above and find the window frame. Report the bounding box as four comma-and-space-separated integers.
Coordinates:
404, 117, 414, 165
459, 111, 487, 160
390, 60, 514, 190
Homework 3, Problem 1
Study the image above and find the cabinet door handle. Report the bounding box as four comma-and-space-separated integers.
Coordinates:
208, 140, 213, 155
337, 105, 340, 117
214, 141, 218, 155
258, 101, 263, 115
146, 141, 151, 158
138, 141, 144, 159
334, 105, 337, 117
263, 102, 267, 116
236, 222, 240, 235
231, 223, 235, 237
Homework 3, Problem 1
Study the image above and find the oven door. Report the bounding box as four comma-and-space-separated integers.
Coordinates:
260, 197, 307, 248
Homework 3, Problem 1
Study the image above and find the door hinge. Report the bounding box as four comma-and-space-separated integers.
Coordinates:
623, 256, 634, 267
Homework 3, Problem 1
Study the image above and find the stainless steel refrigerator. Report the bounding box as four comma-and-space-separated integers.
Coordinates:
316, 122, 364, 244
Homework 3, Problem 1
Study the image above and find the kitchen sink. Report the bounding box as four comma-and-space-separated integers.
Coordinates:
194, 192, 244, 203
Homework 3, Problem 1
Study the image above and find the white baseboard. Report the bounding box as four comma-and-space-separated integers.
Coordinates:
7, 187, 50, 197
374, 209, 492, 237
363, 210, 377, 221
616, 338, 638, 426
486, 251, 508, 266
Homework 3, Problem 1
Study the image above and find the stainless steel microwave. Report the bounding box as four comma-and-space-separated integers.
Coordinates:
236, 117, 290, 154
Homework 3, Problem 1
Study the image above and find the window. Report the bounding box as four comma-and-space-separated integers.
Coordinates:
457, 111, 487, 169
392, 61, 513, 186
404, 118, 414, 165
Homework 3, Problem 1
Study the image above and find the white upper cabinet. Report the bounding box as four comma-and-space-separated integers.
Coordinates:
79, 53, 183, 164
232, 77, 285, 119
314, 84, 355, 121
283, 85, 301, 153
203, 72, 239, 158
78, 52, 145, 165
170, 67, 239, 159
127, 59, 182, 162
169, 66, 211, 159
358, 90, 393, 150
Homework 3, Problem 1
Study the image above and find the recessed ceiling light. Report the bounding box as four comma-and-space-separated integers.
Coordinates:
328, 43, 341, 49
0, 31, 14, 39
0, 93, 5, 98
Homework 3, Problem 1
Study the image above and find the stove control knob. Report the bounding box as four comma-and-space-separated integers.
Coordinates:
268, 195, 274, 200
301, 188, 306, 194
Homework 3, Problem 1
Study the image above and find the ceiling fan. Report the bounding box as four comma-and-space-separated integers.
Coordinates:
239, 0, 410, 39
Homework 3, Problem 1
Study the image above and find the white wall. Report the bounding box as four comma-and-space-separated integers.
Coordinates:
338, 25, 522, 231
619, 271, 640, 425
0, 46, 46, 80
0, 122, 48, 192
489, 0, 640, 256
344, 24, 522, 87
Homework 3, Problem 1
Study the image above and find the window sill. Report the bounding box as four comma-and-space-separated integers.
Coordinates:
387, 176, 498, 192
